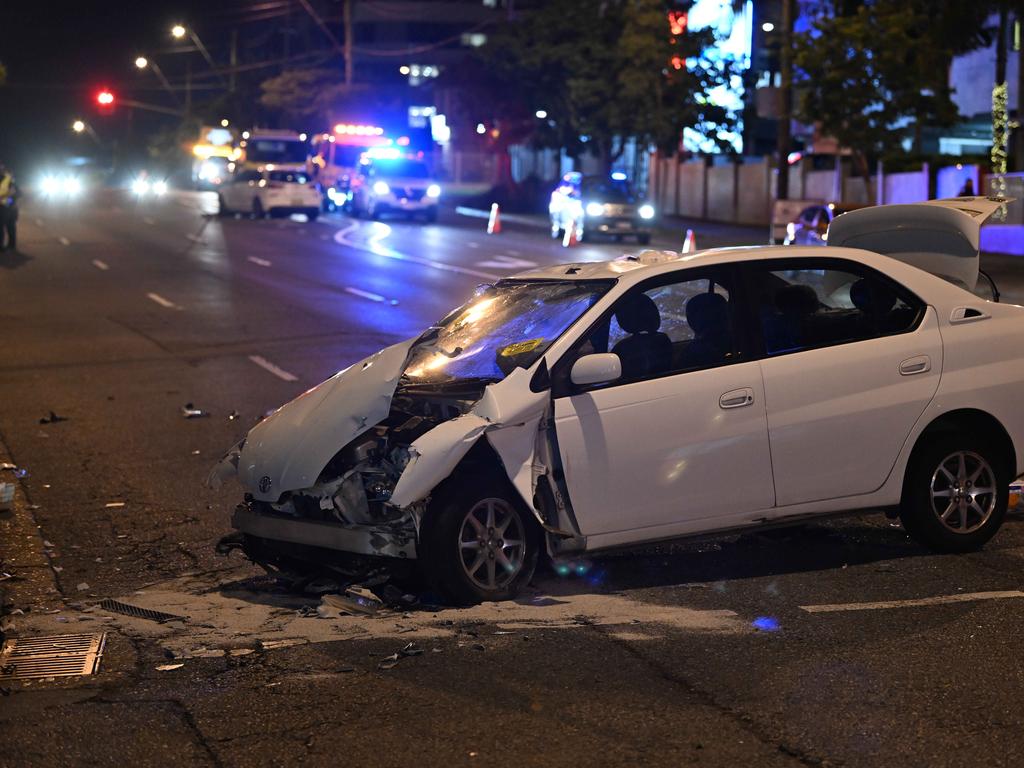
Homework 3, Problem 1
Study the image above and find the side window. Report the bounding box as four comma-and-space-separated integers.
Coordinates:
578, 274, 736, 384
749, 262, 922, 355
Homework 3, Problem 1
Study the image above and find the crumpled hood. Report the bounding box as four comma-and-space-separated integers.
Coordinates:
238, 338, 415, 501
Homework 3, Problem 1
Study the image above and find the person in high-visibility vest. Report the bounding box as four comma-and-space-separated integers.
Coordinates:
0, 163, 17, 253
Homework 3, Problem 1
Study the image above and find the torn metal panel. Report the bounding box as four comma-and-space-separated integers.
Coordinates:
232, 503, 417, 559
389, 414, 491, 507
238, 338, 415, 501
485, 415, 544, 512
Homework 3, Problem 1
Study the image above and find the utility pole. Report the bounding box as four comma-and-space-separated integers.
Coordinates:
775, 0, 794, 201
185, 60, 193, 117
344, 0, 354, 89
1015, 15, 1023, 172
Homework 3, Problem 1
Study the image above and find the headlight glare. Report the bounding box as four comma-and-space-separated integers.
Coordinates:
638, 204, 655, 220
372, 180, 390, 195
426, 183, 441, 198
585, 202, 604, 217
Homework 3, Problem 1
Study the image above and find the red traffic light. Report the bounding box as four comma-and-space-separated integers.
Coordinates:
96, 90, 115, 106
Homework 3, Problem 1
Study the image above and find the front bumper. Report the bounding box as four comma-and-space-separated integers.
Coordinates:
232, 502, 418, 560
584, 216, 650, 235
375, 195, 437, 213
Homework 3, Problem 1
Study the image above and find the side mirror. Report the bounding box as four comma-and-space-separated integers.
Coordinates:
570, 353, 622, 387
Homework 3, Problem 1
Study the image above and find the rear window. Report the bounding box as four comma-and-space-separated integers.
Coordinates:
268, 171, 309, 184
581, 178, 635, 203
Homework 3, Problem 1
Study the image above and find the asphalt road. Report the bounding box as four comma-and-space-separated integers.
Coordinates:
2, 191, 1024, 767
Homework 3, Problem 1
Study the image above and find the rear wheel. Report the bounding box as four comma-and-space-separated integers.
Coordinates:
252, 197, 264, 219
216, 194, 229, 216
900, 436, 1009, 553
420, 475, 540, 605
306, 209, 319, 222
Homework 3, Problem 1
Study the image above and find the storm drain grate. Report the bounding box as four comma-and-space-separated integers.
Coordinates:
99, 599, 186, 624
0, 633, 106, 680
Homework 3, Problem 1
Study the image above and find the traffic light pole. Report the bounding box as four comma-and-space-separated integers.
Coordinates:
775, 0, 794, 202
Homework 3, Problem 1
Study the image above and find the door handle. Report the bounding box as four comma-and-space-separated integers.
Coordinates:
899, 355, 931, 376
720, 388, 755, 409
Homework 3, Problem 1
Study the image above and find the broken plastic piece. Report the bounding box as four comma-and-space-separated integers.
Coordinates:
0, 463, 16, 472
0, 483, 13, 512
156, 663, 184, 671
39, 411, 69, 425
227, 410, 241, 421
181, 403, 210, 419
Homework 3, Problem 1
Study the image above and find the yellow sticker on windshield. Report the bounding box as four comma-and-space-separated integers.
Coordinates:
499, 338, 544, 357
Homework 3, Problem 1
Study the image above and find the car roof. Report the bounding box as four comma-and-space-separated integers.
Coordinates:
506, 245, 955, 291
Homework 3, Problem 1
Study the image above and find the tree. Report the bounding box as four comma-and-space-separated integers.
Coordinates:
0, 62, 6, 87
794, 1, 962, 199
460, 0, 733, 173
259, 67, 403, 128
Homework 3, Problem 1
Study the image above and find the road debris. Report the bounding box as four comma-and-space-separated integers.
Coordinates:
156, 663, 184, 671
99, 598, 186, 624
39, 411, 69, 424
104, 502, 126, 509
76, 583, 90, 592
227, 410, 241, 421
0, 463, 16, 471
378, 641, 424, 669
181, 403, 210, 419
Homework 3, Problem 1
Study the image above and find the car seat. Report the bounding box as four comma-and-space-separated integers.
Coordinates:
610, 293, 673, 379
678, 292, 731, 368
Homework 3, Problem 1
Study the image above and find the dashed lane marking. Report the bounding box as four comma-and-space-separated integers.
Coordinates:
467, 241, 480, 249
91, 259, 109, 271
57, 236, 71, 246
145, 292, 178, 309
344, 286, 397, 304
248, 355, 298, 382
799, 590, 1024, 614
247, 256, 272, 267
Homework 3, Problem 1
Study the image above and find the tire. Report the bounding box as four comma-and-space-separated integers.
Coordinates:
899, 435, 1009, 553
424, 207, 438, 223
637, 233, 651, 246
419, 474, 540, 605
216, 194, 229, 216
252, 197, 264, 219
306, 209, 319, 222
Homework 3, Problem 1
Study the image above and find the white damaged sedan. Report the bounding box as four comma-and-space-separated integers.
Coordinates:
211, 197, 1024, 604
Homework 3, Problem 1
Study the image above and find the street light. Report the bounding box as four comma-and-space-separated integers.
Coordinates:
72, 120, 85, 133
135, 56, 148, 69
171, 24, 186, 39
535, 110, 548, 119
220, 118, 229, 127
762, 21, 775, 32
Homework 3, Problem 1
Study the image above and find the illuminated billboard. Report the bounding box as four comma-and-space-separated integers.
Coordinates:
682, 0, 752, 154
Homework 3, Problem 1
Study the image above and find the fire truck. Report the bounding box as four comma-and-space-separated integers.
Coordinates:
308, 123, 392, 211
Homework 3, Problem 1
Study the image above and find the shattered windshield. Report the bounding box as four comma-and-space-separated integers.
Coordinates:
403, 280, 611, 383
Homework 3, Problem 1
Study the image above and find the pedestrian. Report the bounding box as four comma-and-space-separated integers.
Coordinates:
0, 162, 18, 252
958, 178, 975, 197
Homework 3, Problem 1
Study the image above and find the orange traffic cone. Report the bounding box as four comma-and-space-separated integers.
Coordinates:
562, 218, 579, 247
682, 228, 696, 253
487, 203, 502, 234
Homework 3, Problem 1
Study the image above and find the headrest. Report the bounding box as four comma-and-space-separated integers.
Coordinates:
775, 284, 819, 317
615, 292, 661, 334
849, 278, 897, 315
686, 292, 729, 334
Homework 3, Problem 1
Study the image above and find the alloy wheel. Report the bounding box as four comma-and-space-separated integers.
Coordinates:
929, 450, 997, 534
458, 498, 526, 592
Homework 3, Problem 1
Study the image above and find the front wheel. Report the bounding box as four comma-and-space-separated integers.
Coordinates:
420, 476, 540, 605
900, 436, 1009, 553
306, 209, 319, 222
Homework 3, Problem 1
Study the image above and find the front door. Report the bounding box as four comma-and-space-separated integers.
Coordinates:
551, 269, 775, 539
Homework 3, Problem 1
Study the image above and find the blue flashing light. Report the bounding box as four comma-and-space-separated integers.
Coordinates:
752, 616, 780, 632
367, 147, 402, 160
611, 171, 627, 181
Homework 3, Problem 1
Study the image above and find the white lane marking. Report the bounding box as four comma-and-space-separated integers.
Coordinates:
467, 241, 480, 249
476, 254, 538, 270
144, 217, 156, 225
336, 222, 359, 238
57, 236, 71, 246
146, 292, 178, 309
345, 286, 386, 302
799, 590, 1024, 614
91, 259, 110, 271
248, 355, 298, 382
508, 249, 522, 256
454, 205, 490, 219
333, 222, 499, 281
247, 256, 272, 267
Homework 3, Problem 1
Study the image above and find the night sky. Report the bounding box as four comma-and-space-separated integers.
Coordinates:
0, 0, 255, 174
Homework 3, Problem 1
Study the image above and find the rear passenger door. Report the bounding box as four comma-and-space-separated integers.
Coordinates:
743, 258, 942, 507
